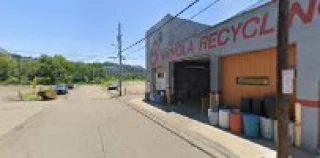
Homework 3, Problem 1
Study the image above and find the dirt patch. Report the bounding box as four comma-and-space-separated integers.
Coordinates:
122, 81, 145, 95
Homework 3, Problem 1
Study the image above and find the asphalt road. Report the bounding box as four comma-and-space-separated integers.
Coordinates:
0, 85, 210, 158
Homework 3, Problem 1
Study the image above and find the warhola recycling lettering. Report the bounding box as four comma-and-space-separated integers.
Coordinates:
150, 0, 320, 66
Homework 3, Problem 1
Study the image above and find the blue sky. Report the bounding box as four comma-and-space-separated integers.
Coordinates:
0, 0, 268, 66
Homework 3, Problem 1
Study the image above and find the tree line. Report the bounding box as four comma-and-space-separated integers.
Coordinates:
0, 52, 146, 85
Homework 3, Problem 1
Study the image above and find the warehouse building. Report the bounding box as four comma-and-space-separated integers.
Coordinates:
146, 0, 320, 152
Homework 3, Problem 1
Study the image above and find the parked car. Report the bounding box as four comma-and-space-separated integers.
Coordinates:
67, 83, 74, 90
108, 83, 118, 90
55, 85, 68, 95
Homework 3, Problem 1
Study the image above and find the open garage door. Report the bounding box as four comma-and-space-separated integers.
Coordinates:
173, 59, 210, 105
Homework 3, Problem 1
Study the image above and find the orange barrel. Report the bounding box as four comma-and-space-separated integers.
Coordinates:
229, 112, 242, 135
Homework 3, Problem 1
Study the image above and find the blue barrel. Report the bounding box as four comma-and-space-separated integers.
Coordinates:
145, 92, 150, 102
243, 113, 260, 138
151, 93, 166, 105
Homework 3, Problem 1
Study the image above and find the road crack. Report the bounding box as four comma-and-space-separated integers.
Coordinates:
97, 126, 106, 158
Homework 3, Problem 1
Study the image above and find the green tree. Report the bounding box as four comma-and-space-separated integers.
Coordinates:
0, 53, 18, 81
37, 55, 67, 84
1, 51, 144, 85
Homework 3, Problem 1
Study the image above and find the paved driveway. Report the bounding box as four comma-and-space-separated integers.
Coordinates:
0, 85, 210, 158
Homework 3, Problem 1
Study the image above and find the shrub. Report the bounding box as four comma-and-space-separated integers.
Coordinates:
37, 77, 51, 85
38, 89, 57, 100
5, 76, 19, 84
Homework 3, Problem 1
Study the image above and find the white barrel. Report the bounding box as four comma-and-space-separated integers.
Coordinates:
219, 109, 230, 129
260, 117, 273, 139
274, 120, 294, 145
149, 93, 155, 102
208, 109, 219, 126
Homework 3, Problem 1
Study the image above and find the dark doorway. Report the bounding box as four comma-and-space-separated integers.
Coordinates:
173, 60, 210, 105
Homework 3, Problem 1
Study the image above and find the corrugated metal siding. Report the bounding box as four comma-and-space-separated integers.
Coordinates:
222, 46, 296, 108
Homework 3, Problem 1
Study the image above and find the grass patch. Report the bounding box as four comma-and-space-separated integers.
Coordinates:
23, 93, 42, 101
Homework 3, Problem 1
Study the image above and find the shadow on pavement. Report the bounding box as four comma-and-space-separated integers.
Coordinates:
145, 100, 317, 158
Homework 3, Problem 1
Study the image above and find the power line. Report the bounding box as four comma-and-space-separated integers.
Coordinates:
124, 0, 222, 57
134, 0, 268, 59
8, 0, 268, 63
123, 45, 145, 56
190, 0, 220, 19
23, 0, 211, 61
121, 0, 201, 54
72, 42, 119, 62
79, 50, 116, 62
76, 0, 268, 61
235, 0, 269, 16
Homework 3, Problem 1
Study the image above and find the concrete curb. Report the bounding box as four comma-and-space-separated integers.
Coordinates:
119, 98, 240, 158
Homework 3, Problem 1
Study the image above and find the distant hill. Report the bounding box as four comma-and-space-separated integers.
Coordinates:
104, 62, 146, 76
0, 47, 32, 60
0, 47, 9, 54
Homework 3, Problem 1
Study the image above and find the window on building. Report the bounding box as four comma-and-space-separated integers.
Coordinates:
157, 72, 164, 78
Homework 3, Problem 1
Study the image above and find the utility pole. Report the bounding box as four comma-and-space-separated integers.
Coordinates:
54, 62, 57, 85
51, 58, 57, 85
276, 0, 290, 157
117, 23, 123, 96
92, 66, 95, 83
18, 57, 23, 100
